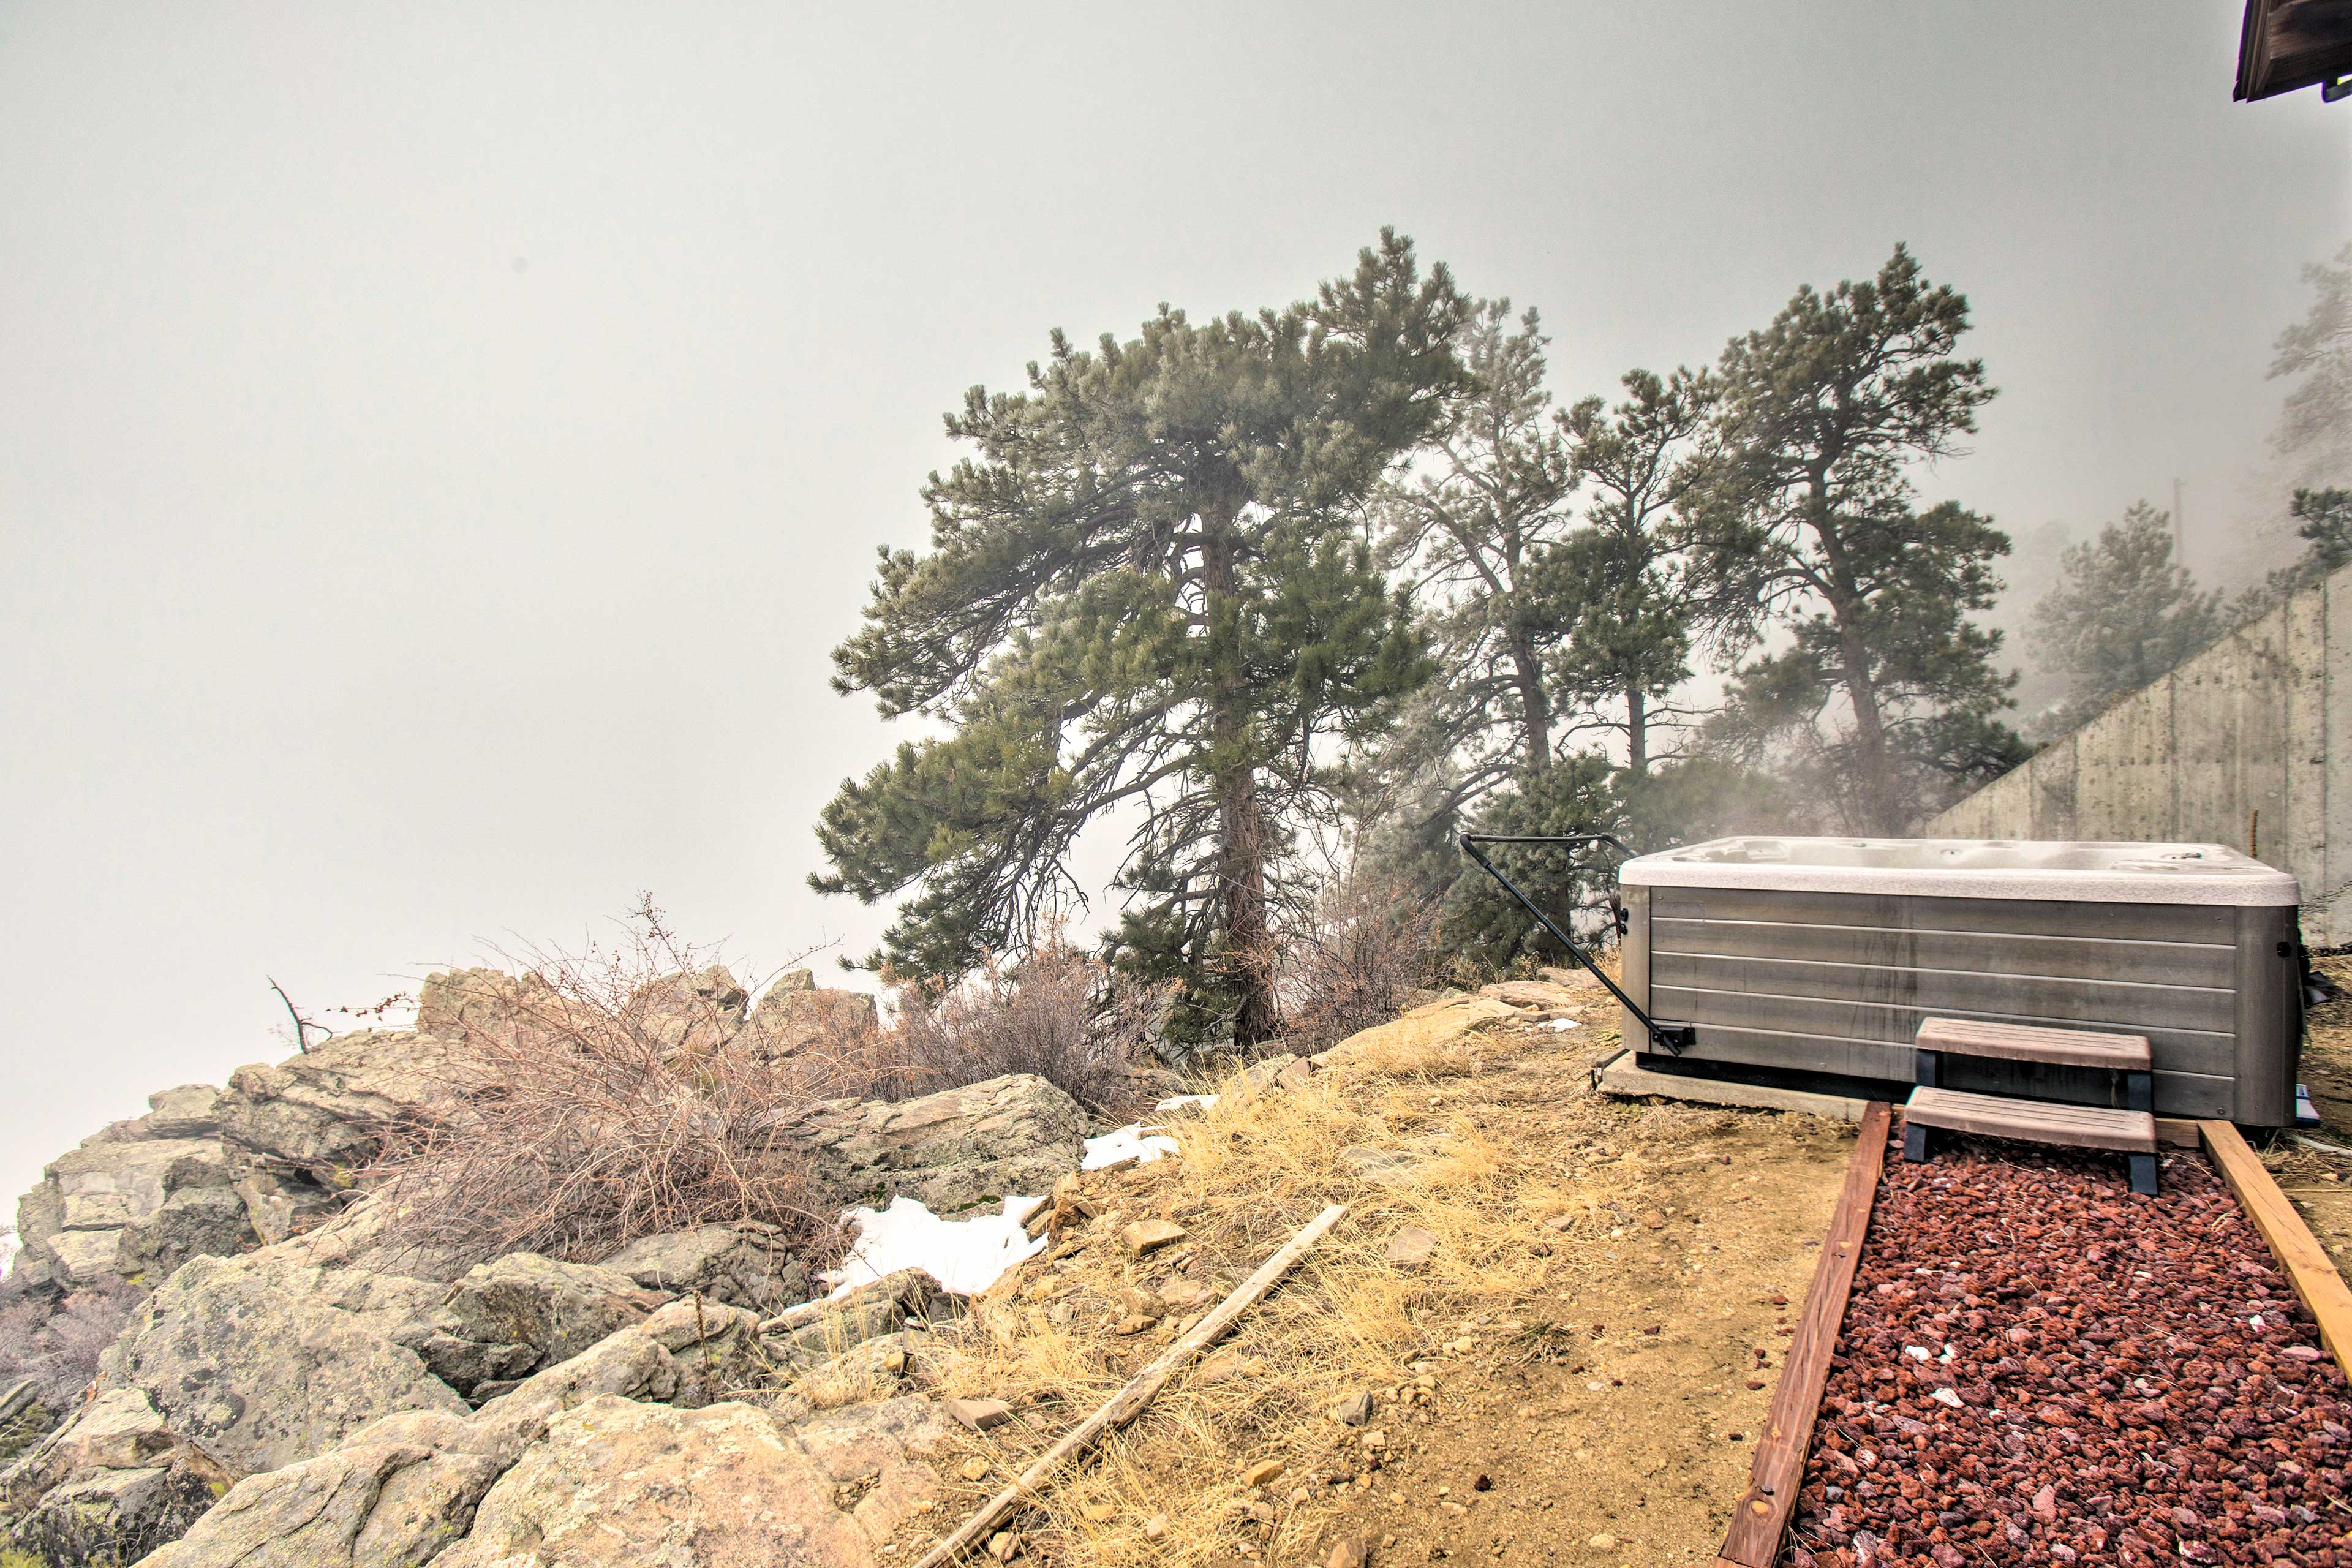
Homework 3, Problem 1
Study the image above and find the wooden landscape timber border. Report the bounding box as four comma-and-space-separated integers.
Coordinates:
2199, 1119, 2352, 1377
1712, 1101, 1890, 1568
1708, 1106, 2352, 1567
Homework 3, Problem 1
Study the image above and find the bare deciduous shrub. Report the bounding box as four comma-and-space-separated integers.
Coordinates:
0, 1277, 138, 1413
884, 937, 1159, 1114
368, 899, 848, 1268
1272, 870, 1439, 1054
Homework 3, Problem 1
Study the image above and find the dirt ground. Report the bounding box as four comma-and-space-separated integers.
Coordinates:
1291, 1051, 1851, 1567
881, 983, 1859, 1568
2272, 952, 2352, 1281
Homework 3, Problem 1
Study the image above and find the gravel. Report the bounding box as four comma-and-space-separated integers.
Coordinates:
1785, 1128, 2350, 1567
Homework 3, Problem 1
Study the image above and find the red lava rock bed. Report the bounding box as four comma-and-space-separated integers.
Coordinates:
1785, 1126, 2350, 1567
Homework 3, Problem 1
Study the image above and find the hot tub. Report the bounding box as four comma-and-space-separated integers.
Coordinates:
1615, 837, 2304, 1125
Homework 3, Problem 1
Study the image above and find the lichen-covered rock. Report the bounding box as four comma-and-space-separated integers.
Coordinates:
394, 1254, 665, 1398
214, 1030, 462, 1176
9, 1459, 219, 1567
132, 1303, 779, 1567
1, 1389, 233, 1567
1, 1389, 180, 1506
629, 965, 750, 1058
126, 1435, 495, 1568
431, 1396, 889, 1568
772, 1072, 1087, 1216
90, 1238, 463, 1476
737, 970, 878, 1062
597, 1223, 811, 1312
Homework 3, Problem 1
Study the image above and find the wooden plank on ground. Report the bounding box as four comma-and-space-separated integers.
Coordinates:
912, 1203, 1348, 1568
2199, 1120, 2352, 1381
1715, 1101, 1892, 1568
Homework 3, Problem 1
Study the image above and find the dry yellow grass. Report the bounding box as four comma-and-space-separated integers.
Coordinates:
891, 990, 1841, 1568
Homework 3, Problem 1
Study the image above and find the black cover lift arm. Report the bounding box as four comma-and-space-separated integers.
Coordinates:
1457, 833, 1697, 1055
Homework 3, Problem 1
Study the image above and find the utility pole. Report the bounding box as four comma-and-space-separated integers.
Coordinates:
2173, 477, 2187, 564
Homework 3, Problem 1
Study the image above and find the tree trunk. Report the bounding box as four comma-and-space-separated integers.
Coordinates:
1216, 766, 1281, 1046
1509, 634, 1552, 770
1624, 682, 1648, 778
1201, 505, 1281, 1046
1810, 493, 1899, 833
1834, 612, 1896, 831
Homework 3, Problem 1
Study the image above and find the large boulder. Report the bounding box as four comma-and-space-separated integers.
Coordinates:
132, 1300, 783, 1568
737, 970, 878, 1062
81, 1207, 467, 1479
1, 1389, 231, 1566
394, 1254, 666, 1398
214, 1029, 463, 1177
629, 965, 751, 1058
773, 1072, 1088, 1216
10, 1117, 251, 1292
432, 1396, 883, 1567
598, 1223, 811, 1313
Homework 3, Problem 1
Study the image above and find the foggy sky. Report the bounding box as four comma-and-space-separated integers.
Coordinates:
3, 2, 2346, 1221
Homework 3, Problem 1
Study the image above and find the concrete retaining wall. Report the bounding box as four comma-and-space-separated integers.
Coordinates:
1928, 561, 2352, 944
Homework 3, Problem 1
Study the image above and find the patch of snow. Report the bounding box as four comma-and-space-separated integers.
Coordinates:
1154, 1093, 1218, 1113
1082, 1123, 1180, 1169
1538, 1017, 1581, 1032
824, 1194, 1045, 1298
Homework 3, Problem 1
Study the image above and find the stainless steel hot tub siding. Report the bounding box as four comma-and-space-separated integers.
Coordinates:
1618, 883, 2301, 1125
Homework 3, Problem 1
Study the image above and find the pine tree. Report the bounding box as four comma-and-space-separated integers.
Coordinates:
1368, 301, 1577, 817
815, 232, 1465, 1045
2269, 244, 2352, 490
1434, 755, 1619, 970
1690, 244, 2022, 832
1554, 368, 1716, 778
2230, 485, 2352, 625
2294, 486, 2352, 573
2027, 500, 2220, 733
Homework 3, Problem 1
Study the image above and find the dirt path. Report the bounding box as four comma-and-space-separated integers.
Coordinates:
1299, 1041, 1853, 1567
888, 992, 1858, 1568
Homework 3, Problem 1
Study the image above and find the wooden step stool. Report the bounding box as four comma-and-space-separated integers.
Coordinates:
1903, 1017, 2160, 1195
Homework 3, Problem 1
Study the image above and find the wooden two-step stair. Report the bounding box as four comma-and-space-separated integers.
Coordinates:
1901, 1016, 2160, 1195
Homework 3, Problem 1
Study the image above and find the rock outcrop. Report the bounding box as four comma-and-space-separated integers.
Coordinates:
133, 1301, 944, 1568
396, 1254, 666, 1399
739, 968, 881, 1062
1, 959, 1096, 1565
6, 964, 894, 1306
775, 1072, 1090, 1217
9, 1092, 249, 1293
598, 1221, 813, 1313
